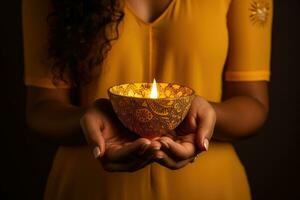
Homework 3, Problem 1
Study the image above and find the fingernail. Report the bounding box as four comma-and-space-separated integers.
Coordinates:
203, 139, 209, 151
93, 146, 101, 158
153, 146, 161, 150
160, 139, 169, 149
156, 155, 164, 159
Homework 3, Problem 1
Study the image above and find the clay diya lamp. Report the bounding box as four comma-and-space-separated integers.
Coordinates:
108, 79, 195, 139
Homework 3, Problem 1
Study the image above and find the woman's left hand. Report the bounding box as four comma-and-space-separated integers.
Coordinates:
155, 96, 216, 170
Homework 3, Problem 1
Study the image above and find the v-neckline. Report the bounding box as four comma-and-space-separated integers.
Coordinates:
124, 0, 177, 26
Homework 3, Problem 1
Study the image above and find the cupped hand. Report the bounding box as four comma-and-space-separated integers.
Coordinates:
154, 133, 196, 170
80, 98, 161, 172
154, 96, 216, 170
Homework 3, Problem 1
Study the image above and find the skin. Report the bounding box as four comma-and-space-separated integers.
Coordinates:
155, 81, 268, 169
26, 81, 268, 171
26, 0, 269, 171
126, 0, 174, 23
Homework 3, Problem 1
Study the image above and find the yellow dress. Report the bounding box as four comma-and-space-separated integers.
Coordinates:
23, 0, 273, 199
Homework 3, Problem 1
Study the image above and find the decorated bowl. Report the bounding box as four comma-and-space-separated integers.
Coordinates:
108, 82, 195, 139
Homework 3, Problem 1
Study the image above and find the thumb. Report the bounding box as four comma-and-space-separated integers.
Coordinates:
175, 112, 198, 135
80, 114, 106, 158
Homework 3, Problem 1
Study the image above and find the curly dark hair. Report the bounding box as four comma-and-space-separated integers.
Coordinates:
48, 0, 124, 87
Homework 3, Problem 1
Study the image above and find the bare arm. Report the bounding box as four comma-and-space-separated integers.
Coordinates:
26, 87, 85, 144
212, 81, 269, 141
155, 81, 269, 169
26, 86, 161, 172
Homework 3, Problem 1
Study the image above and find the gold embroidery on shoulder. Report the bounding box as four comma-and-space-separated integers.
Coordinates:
249, 0, 270, 26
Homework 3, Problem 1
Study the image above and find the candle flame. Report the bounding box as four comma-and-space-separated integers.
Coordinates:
150, 79, 158, 99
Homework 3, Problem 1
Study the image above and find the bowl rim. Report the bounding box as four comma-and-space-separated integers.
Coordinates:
107, 82, 196, 100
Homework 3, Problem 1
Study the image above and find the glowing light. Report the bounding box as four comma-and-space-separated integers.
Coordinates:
150, 79, 158, 99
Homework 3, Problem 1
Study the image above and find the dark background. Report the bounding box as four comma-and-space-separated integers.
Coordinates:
1, 0, 299, 199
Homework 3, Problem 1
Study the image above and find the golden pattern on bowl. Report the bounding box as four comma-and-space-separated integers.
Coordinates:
108, 82, 195, 139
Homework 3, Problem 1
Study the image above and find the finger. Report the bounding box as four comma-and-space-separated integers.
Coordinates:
175, 114, 197, 135
102, 148, 156, 172
80, 114, 106, 158
154, 151, 193, 170
105, 138, 151, 161
150, 140, 162, 150
195, 111, 215, 151
137, 139, 159, 155
159, 137, 195, 160
132, 147, 158, 169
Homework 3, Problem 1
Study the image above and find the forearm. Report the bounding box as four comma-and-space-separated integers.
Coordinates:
26, 99, 86, 144
211, 96, 268, 141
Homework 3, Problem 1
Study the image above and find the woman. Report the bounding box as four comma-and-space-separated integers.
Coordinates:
23, 0, 272, 199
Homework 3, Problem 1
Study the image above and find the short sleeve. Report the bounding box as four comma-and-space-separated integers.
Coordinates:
225, 0, 273, 81
22, 0, 70, 88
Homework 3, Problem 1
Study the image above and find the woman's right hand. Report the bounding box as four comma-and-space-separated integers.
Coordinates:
80, 98, 160, 172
